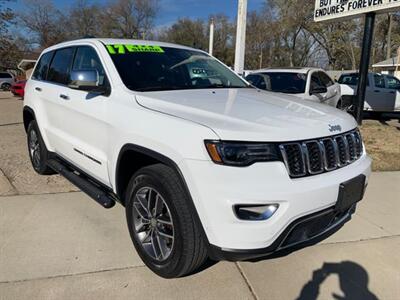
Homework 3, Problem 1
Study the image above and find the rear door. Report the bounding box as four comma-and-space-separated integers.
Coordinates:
384, 75, 400, 111
366, 74, 394, 111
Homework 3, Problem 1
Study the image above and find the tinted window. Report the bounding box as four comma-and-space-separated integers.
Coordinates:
374, 74, 385, 89
318, 72, 334, 87
106, 44, 248, 92
252, 72, 306, 94
0, 73, 12, 79
311, 73, 322, 90
32, 52, 54, 81
385, 76, 400, 89
73, 46, 108, 86
338, 74, 370, 86
47, 48, 75, 85
245, 74, 261, 86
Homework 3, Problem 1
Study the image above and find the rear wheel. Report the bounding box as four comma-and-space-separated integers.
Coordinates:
125, 164, 208, 278
27, 120, 55, 175
1, 83, 11, 91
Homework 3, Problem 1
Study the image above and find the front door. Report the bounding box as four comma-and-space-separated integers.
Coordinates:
55, 45, 112, 185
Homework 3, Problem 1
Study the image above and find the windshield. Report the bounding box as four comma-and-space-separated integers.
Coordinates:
105, 44, 249, 92
249, 72, 307, 94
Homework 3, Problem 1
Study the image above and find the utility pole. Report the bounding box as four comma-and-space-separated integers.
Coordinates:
209, 19, 214, 56
386, 13, 393, 60
354, 13, 376, 125
234, 0, 247, 75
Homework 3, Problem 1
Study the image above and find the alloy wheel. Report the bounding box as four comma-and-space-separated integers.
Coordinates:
29, 129, 41, 169
132, 187, 175, 262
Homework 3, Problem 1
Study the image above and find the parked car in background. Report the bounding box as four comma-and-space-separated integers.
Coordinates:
11, 80, 27, 98
339, 72, 400, 112
245, 68, 344, 109
0, 72, 15, 91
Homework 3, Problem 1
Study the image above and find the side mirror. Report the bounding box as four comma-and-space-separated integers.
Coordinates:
69, 70, 108, 94
310, 85, 328, 95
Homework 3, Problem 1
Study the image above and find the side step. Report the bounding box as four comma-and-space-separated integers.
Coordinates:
47, 159, 116, 209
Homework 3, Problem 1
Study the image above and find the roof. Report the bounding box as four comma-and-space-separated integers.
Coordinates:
248, 67, 321, 74
372, 56, 400, 68
42, 38, 203, 54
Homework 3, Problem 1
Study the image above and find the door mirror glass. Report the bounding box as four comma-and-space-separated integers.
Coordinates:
69, 70, 103, 92
310, 85, 327, 95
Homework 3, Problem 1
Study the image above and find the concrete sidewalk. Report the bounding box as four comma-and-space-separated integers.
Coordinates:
0, 172, 399, 300
0, 91, 399, 299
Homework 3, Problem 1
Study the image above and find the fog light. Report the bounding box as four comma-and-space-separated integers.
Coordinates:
234, 204, 279, 221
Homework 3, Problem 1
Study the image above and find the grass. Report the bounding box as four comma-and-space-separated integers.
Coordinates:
360, 120, 400, 171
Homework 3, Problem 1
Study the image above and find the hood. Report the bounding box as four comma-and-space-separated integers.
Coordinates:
135, 88, 357, 141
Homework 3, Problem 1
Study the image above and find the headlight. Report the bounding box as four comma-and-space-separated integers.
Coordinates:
205, 141, 281, 167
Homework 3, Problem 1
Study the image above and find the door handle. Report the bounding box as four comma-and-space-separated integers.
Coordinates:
389, 91, 396, 94
35, 87, 42, 92
374, 90, 380, 92
59, 94, 70, 100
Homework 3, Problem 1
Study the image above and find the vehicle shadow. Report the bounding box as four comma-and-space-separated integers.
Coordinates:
296, 261, 378, 300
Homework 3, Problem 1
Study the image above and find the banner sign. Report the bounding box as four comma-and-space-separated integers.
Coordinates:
314, 0, 400, 22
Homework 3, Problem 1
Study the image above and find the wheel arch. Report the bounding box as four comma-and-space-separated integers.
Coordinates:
23, 106, 36, 132
115, 144, 211, 246
115, 144, 184, 203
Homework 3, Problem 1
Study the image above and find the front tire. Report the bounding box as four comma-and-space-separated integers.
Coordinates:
125, 164, 208, 278
27, 120, 55, 175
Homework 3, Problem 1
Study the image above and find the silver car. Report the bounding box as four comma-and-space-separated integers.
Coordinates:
0, 72, 15, 91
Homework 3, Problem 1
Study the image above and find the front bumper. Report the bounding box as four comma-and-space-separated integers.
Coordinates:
208, 203, 356, 261
181, 153, 372, 253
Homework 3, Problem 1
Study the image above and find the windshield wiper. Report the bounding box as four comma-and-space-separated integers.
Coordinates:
134, 86, 189, 92
196, 84, 252, 89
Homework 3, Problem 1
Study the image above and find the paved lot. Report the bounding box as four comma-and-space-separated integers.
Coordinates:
0, 91, 399, 300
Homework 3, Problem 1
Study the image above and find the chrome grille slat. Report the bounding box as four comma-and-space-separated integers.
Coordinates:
280, 129, 363, 178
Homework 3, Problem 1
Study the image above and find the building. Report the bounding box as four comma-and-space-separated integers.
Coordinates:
372, 56, 400, 79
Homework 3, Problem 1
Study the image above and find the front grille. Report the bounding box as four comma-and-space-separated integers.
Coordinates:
280, 129, 363, 178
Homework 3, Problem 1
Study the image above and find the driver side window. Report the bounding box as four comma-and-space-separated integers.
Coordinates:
386, 76, 400, 90
374, 74, 386, 89
310, 73, 322, 90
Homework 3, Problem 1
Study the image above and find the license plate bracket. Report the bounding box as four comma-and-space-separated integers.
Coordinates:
336, 175, 366, 212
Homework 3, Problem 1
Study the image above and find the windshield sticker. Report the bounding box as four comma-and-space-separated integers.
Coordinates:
106, 44, 165, 54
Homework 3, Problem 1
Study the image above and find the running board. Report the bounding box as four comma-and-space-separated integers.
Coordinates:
47, 159, 116, 209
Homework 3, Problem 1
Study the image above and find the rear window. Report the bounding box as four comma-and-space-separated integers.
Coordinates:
32, 52, 54, 81
0, 73, 12, 79
338, 74, 370, 86
386, 76, 400, 89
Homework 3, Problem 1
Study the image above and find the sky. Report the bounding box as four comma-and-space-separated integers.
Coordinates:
7, 0, 266, 28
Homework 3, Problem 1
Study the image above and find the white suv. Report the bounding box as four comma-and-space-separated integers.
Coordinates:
246, 68, 343, 109
24, 39, 371, 278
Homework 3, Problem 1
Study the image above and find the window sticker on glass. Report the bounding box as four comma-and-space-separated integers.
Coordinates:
106, 44, 165, 54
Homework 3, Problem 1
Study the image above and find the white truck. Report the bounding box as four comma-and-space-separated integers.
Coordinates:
339, 72, 400, 113
24, 39, 371, 278
246, 68, 344, 109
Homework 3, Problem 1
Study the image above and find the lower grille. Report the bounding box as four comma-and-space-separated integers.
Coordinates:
280, 207, 352, 248
280, 129, 363, 178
